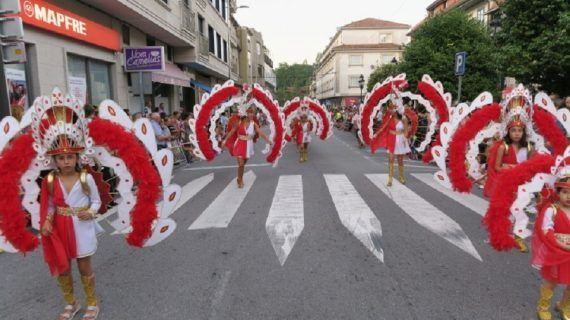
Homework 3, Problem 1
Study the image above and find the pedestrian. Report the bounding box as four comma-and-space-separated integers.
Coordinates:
565, 96, 570, 109
150, 113, 170, 150
219, 111, 229, 130
371, 100, 411, 186
222, 107, 272, 188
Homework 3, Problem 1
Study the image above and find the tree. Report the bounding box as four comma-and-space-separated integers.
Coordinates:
400, 9, 501, 102
496, 0, 570, 96
367, 63, 402, 91
274, 63, 314, 103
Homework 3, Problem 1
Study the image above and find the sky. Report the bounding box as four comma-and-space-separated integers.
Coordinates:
234, 0, 436, 65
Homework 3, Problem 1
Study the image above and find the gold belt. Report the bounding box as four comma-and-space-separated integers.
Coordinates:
238, 135, 251, 141
57, 206, 89, 216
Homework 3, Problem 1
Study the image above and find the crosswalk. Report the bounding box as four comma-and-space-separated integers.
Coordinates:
162, 170, 490, 265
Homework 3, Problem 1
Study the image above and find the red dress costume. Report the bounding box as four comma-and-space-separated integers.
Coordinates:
533, 205, 570, 284
225, 121, 254, 159
371, 114, 397, 154
484, 141, 528, 197
292, 120, 313, 145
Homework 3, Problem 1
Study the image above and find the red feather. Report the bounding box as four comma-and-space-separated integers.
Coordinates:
308, 100, 331, 140
0, 133, 40, 253
251, 87, 284, 163
405, 108, 418, 139
483, 141, 502, 197
532, 105, 567, 156
418, 81, 449, 125
483, 154, 554, 251
195, 86, 241, 161
448, 103, 501, 192
360, 79, 407, 146
88, 119, 162, 247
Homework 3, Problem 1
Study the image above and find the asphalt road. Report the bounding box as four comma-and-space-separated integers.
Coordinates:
1, 128, 551, 320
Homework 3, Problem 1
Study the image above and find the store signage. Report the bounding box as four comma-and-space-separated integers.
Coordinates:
124, 47, 165, 72
19, 0, 120, 51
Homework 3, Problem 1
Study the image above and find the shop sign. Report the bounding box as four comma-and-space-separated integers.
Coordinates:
19, 0, 120, 51
124, 47, 165, 72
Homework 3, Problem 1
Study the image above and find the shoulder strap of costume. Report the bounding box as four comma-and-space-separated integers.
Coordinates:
79, 169, 90, 196
503, 141, 509, 153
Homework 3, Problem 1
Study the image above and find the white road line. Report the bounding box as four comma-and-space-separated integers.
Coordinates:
366, 174, 482, 261
183, 163, 271, 171
188, 171, 256, 230
265, 175, 304, 266
412, 173, 488, 216
173, 173, 214, 212
324, 174, 384, 262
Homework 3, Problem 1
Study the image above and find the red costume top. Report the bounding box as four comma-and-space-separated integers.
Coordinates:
532, 205, 570, 284
371, 113, 397, 154
484, 141, 528, 197
292, 120, 313, 145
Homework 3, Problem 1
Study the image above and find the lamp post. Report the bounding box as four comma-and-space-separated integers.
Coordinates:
226, 2, 249, 81
358, 74, 365, 103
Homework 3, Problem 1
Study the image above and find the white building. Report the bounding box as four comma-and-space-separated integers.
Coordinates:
314, 18, 410, 108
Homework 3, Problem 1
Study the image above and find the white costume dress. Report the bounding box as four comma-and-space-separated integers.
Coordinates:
302, 122, 312, 144
48, 174, 103, 258
392, 121, 411, 155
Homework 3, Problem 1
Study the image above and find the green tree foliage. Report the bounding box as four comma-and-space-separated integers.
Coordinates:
496, 0, 570, 96
399, 9, 500, 102
275, 63, 314, 103
367, 63, 402, 92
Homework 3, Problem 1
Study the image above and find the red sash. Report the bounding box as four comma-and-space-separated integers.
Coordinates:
40, 177, 77, 276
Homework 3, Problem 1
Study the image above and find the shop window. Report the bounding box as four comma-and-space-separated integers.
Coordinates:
67, 54, 112, 106
208, 26, 215, 53
122, 25, 130, 45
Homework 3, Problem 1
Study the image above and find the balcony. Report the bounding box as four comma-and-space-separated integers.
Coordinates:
199, 35, 210, 59
180, 2, 196, 40
80, 0, 196, 46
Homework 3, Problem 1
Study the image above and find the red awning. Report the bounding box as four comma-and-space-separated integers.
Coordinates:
151, 63, 191, 87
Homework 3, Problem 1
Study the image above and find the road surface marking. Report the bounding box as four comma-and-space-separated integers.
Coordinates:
173, 173, 214, 212
188, 171, 256, 230
324, 174, 384, 262
412, 173, 488, 216
184, 163, 271, 171
366, 174, 482, 261
266, 175, 304, 266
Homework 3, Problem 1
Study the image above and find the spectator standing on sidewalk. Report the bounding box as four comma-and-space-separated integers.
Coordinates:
150, 113, 170, 150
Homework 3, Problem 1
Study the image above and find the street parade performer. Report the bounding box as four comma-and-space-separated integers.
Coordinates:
224, 107, 272, 188
370, 88, 415, 186
0, 88, 182, 320
291, 107, 313, 163
187, 81, 286, 188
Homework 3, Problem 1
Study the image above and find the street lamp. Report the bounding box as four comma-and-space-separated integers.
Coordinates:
226, 3, 250, 80
358, 74, 365, 103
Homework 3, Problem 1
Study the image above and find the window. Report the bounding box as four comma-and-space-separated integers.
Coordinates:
349, 55, 363, 66
382, 55, 395, 64
183, 0, 189, 7
476, 7, 485, 22
67, 54, 112, 106
146, 35, 155, 46
121, 25, 130, 45
258, 65, 263, 78
221, 0, 227, 19
348, 75, 360, 88
379, 34, 387, 43
160, 0, 168, 3
223, 40, 228, 63
215, 0, 221, 11
256, 42, 261, 56
208, 26, 215, 53
216, 33, 222, 59
198, 15, 205, 35
166, 45, 174, 62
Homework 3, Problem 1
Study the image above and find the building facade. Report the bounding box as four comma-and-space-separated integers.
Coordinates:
424, 0, 501, 26
314, 18, 410, 108
6, 0, 272, 119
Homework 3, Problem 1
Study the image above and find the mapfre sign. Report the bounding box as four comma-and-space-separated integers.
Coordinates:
19, 0, 120, 51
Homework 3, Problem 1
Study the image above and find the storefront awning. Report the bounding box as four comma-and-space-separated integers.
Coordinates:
190, 80, 212, 93
151, 63, 191, 87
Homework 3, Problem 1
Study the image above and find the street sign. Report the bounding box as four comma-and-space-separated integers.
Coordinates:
455, 52, 467, 76
0, 0, 21, 15
124, 46, 165, 72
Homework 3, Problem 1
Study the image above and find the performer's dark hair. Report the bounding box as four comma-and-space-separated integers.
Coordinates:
504, 127, 528, 148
